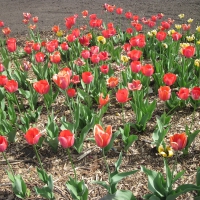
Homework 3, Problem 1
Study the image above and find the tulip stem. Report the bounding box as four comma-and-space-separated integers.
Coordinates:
13, 93, 22, 117
67, 148, 77, 182
172, 151, 178, 179
33, 145, 44, 171
122, 104, 125, 124
102, 148, 111, 193
2, 152, 15, 177
190, 105, 196, 131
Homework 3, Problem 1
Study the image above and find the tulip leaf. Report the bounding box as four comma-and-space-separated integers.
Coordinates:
100, 190, 136, 200
92, 180, 110, 192
124, 135, 138, 152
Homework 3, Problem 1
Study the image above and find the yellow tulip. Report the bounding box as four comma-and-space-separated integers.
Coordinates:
121, 55, 129, 63
97, 36, 106, 44
187, 18, 193, 23
158, 145, 173, 157
178, 14, 184, 19
175, 24, 182, 30
196, 26, 200, 33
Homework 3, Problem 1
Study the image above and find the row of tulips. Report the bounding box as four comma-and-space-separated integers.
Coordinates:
0, 3, 200, 199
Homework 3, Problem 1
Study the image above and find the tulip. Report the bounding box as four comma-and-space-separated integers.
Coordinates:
32, 43, 40, 51
2, 27, 11, 35
126, 28, 133, 34
99, 51, 109, 61
125, 11, 132, 19
0, 20, 4, 27
191, 87, 200, 100
94, 124, 112, 148
79, 35, 90, 46
32, 16, 38, 23
0, 75, 8, 86
67, 34, 76, 42
82, 10, 88, 18
53, 70, 70, 90
65, 15, 77, 30
7, 38, 17, 52
24, 128, 42, 145
172, 32, 182, 41
156, 31, 167, 41
134, 23, 143, 32
0, 63, 4, 72
128, 80, 142, 91
71, 75, 80, 84
170, 133, 187, 151
72, 28, 80, 38
182, 24, 190, 31
82, 71, 93, 84
182, 46, 195, 58
116, 88, 130, 103
33, 80, 50, 94
58, 130, 74, 148
176, 87, 190, 100
90, 46, 99, 55
158, 145, 173, 157
100, 65, 109, 74
50, 51, 61, 64
90, 54, 100, 64
23, 12, 31, 20
141, 64, 154, 77
81, 50, 90, 59
163, 73, 177, 86
127, 49, 142, 61
4, 80, 18, 93
158, 86, 171, 101
60, 42, 69, 51
98, 93, 110, 109
0, 136, 8, 152
107, 77, 119, 88
116, 7, 123, 15
130, 61, 141, 73
161, 21, 170, 29
67, 88, 76, 98
24, 45, 32, 54
35, 52, 45, 62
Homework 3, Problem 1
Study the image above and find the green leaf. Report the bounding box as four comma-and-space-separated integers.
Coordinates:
37, 167, 48, 184
12, 175, 27, 199
172, 170, 185, 184
7, 170, 15, 183
124, 135, 138, 152
100, 190, 136, 200
111, 170, 138, 186
92, 180, 110, 192
35, 186, 55, 200
166, 184, 200, 200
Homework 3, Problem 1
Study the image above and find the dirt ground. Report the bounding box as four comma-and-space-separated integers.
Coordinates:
1, 0, 200, 200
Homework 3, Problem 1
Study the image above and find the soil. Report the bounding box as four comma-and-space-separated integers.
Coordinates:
1, 1, 200, 200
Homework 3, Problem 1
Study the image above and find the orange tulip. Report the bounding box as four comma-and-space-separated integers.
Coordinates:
170, 133, 187, 151
94, 124, 112, 148
107, 77, 119, 88
98, 93, 110, 109
158, 86, 171, 101
53, 70, 70, 90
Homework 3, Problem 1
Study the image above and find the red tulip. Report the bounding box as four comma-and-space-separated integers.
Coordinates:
134, 23, 143, 32
67, 88, 76, 98
24, 45, 32, 54
94, 124, 112, 148
90, 54, 100, 64
98, 93, 110, 109
170, 133, 187, 151
46, 41, 56, 53
0, 63, 4, 72
123, 43, 131, 52
82, 71, 93, 84
4, 80, 18, 93
7, 38, 17, 52
100, 65, 109, 74
32, 16, 39, 23
128, 80, 142, 91
50, 51, 61, 64
65, 15, 78, 30
0, 75, 8, 86
79, 35, 90, 46
116, 88, 130, 103
182, 46, 195, 58
161, 21, 170, 30
125, 11, 132, 19
71, 75, 80, 84
33, 80, 50, 94
81, 50, 90, 59
99, 51, 109, 61
23, 12, 31, 20
182, 24, 190, 31
176, 87, 190, 100
127, 49, 142, 61
116, 7, 123, 15
141, 64, 154, 77
163, 73, 177, 86
60, 42, 69, 51
158, 86, 171, 101
126, 28, 133, 34
2, 27, 11, 35
82, 10, 88, 18
72, 28, 80, 38
130, 61, 141, 73
32, 43, 40, 51
58, 130, 74, 148
24, 128, 41, 145
90, 46, 99, 55
107, 77, 119, 88
67, 34, 76, 42
35, 52, 45, 62
0, 20, 4, 27
53, 70, 70, 90
172, 32, 182, 41
0, 136, 8, 152
156, 31, 167, 41
89, 14, 97, 20
191, 87, 200, 100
